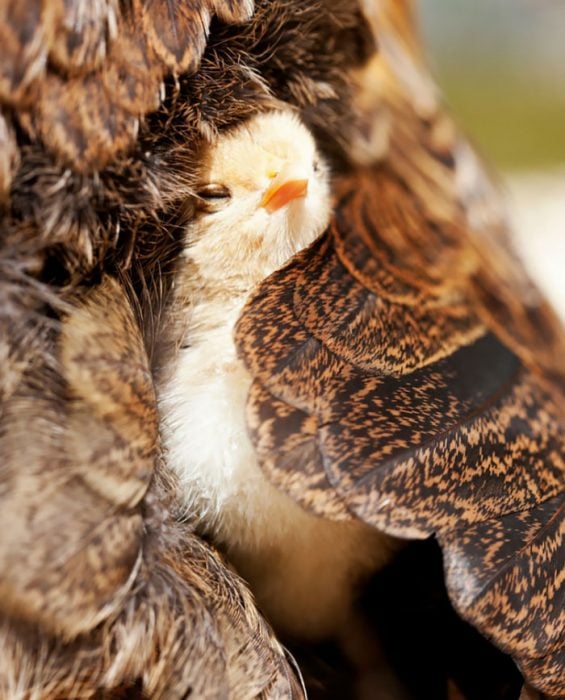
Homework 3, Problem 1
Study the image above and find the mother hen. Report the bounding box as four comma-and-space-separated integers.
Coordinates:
0, 0, 563, 698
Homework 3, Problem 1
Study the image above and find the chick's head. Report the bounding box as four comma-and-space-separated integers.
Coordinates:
188, 111, 331, 286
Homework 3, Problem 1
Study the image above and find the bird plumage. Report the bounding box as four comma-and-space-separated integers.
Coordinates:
0, 275, 302, 698
234, 11, 565, 693
0, 0, 563, 696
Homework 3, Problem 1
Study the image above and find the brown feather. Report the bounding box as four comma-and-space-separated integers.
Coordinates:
2, 0, 563, 694
0, 0, 49, 107
234, 1, 565, 693
0, 111, 18, 202
0, 276, 303, 696
350, 0, 565, 413
2, 0, 256, 170
49, 0, 120, 75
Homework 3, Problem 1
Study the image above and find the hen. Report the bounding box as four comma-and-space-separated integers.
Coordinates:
0, 0, 563, 697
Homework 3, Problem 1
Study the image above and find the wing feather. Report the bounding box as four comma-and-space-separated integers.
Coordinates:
349, 0, 565, 409
236, 2, 565, 692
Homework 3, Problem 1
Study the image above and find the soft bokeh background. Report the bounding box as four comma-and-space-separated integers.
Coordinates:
419, 0, 565, 320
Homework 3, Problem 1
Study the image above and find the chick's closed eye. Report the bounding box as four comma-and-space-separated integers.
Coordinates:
197, 183, 231, 200
195, 183, 232, 214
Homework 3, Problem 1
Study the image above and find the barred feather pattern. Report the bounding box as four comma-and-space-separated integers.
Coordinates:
236, 170, 565, 696
0, 2, 374, 693
0, 0, 254, 170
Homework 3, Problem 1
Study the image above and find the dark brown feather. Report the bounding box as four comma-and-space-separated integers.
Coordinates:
442, 495, 564, 694
49, 0, 119, 75
350, 0, 565, 412
1, 0, 255, 170
234, 2, 565, 693
236, 176, 565, 694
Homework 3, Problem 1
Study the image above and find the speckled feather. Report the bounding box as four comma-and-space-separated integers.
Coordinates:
236, 181, 565, 694
0, 0, 373, 694
235, 8, 565, 693
2, 0, 564, 696
351, 1, 565, 412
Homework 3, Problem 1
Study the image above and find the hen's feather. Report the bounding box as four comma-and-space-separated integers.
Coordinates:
235, 1, 565, 694
1, 0, 563, 695
0, 0, 254, 170
0, 276, 303, 697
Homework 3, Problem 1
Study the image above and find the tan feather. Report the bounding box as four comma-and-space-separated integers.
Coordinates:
0, 111, 19, 201
0, 275, 303, 696
0, 0, 51, 107
49, 0, 120, 75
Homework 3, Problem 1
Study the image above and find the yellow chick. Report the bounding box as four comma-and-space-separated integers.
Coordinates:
159, 111, 393, 641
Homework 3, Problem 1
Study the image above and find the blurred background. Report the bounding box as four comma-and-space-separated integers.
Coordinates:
418, 0, 565, 320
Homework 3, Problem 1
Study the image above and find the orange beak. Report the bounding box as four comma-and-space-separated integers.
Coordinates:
260, 166, 309, 214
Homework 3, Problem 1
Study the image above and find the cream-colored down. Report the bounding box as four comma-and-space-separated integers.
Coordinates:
159, 112, 392, 639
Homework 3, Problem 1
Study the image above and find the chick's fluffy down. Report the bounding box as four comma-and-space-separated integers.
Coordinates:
159, 111, 394, 639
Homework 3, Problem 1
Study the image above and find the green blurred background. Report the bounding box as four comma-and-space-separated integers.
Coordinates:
417, 0, 565, 320
419, 0, 565, 170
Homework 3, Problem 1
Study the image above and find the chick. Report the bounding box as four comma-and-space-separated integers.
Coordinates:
159, 111, 393, 640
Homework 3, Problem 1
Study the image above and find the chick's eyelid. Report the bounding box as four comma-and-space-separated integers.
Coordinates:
196, 183, 231, 200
